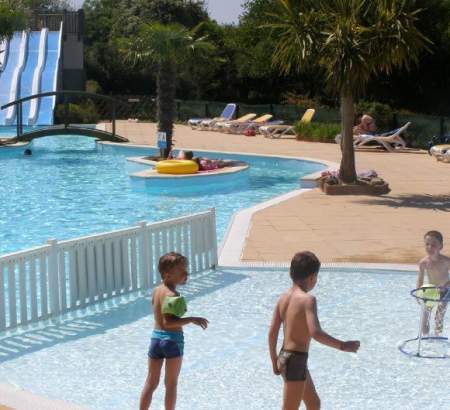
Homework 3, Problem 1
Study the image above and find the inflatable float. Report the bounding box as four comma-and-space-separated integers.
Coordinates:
155, 160, 199, 175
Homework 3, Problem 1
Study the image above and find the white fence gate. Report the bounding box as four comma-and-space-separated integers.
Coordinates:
0, 209, 217, 332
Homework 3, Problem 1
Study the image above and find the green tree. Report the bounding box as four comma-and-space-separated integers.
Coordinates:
267, 0, 430, 183
117, 0, 208, 36
367, 0, 450, 114
0, 1, 25, 40
83, 0, 210, 94
124, 22, 212, 157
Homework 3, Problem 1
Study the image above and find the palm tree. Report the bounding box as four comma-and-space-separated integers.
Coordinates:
125, 22, 212, 157
267, 0, 430, 183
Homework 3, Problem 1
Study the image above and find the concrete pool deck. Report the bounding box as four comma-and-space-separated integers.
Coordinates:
102, 120, 450, 264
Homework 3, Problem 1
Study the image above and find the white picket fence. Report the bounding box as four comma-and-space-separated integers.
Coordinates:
0, 209, 217, 332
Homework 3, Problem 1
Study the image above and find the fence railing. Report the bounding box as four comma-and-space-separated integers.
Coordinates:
0, 209, 217, 332
62, 95, 450, 148
31, 10, 85, 40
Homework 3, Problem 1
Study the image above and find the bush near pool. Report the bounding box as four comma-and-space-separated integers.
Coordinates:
294, 122, 341, 143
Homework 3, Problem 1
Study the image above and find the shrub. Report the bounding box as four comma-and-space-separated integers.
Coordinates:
54, 100, 101, 124
294, 122, 341, 143
356, 101, 394, 130
85, 80, 103, 94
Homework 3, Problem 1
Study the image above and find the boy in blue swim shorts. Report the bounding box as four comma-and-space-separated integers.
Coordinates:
140, 252, 208, 410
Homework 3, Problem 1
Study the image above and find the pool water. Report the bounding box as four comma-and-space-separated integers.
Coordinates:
0, 135, 323, 255
0, 268, 447, 409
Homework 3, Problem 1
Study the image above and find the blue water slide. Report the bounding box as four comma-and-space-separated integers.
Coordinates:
28, 29, 48, 125
0, 32, 27, 125
34, 30, 62, 126
15, 31, 42, 125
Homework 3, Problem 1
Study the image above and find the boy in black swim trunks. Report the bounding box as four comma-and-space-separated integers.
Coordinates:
268, 251, 360, 410
140, 253, 208, 410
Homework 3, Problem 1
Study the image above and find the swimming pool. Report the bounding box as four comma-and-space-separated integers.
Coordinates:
0, 267, 447, 409
0, 135, 324, 255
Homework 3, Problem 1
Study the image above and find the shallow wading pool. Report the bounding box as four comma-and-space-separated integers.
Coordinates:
0, 268, 447, 410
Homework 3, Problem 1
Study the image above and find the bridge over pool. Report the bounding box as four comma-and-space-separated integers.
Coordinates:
0, 91, 129, 144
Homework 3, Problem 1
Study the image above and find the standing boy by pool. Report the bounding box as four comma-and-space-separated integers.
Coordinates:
417, 231, 450, 336
268, 251, 360, 410
140, 252, 209, 410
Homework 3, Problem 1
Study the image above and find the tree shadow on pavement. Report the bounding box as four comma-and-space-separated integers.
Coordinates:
354, 193, 450, 212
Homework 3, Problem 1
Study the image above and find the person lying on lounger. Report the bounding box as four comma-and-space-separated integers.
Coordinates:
354, 114, 377, 136
336, 114, 376, 145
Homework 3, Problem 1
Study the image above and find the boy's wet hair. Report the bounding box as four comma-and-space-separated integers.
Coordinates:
290, 251, 321, 281
158, 252, 188, 276
184, 151, 194, 160
424, 230, 443, 245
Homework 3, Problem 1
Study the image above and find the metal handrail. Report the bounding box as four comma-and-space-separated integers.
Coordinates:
1, 90, 127, 138
0, 90, 123, 109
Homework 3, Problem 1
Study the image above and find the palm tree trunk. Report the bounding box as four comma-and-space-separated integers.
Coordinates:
339, 92, 357, 183
157, 61, 176, 158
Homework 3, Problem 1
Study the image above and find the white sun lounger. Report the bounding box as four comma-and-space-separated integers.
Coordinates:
188, 103, 236, 130
214, 113, 258, 132
260, 108, 315, 138
354, 122, 411, 152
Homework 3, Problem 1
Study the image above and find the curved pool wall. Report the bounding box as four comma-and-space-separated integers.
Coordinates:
130, 166, 251, 195
0, 135, 325, 255
0, 267, 447, 410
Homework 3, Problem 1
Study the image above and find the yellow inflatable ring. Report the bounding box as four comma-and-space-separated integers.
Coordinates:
156, 160, 199, 175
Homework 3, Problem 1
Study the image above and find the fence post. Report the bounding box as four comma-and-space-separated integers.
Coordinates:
440, 117, 445, 137
112, 101, 116, 138
138, 222, 150, 290
209, 208, 218, 268
16, 103, 21, 137
205, 103, 209, 118
392, 112, 399, 129
18, 102, 23, 136
64, 95, 69, 127
47, 239, 61, 316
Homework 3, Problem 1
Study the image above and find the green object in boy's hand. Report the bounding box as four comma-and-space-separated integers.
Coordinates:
162, 296, 187, 318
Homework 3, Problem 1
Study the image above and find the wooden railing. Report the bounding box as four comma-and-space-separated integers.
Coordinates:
0, 209, 217, 332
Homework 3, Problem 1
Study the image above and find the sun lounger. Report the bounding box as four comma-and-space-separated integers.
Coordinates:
260, 108, 315, 138
188, 103, 236, 129
354, 122, 411, 152
225, 114, 274, 134
214, 113, 258, 132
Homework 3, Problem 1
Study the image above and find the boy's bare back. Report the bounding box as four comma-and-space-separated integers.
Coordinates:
269, 251, 359, 410
277, 287, 315, 352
